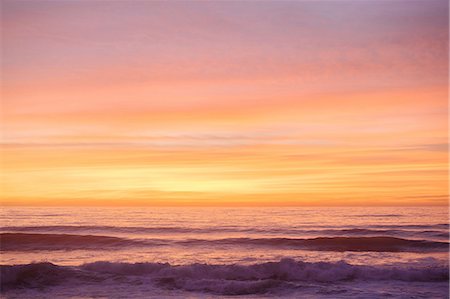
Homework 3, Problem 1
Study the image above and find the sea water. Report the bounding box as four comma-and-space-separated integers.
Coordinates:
1, 207, 448, 298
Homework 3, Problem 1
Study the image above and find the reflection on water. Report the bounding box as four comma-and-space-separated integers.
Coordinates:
1, 207, 448, 298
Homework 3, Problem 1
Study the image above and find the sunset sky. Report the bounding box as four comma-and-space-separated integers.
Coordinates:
1, 0, 448, 206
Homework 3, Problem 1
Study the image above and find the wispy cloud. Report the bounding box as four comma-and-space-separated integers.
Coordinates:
1, 0, 448, 206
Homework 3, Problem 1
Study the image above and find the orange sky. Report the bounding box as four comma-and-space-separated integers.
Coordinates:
1, 0, 448, 206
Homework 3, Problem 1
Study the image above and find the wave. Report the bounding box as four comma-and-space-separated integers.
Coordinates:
352, 214, 402, 217
366, 223, 449, 229
0, 233, 162, 251
1, 233, 448, 252
295, 228, 448, 240
2, 225, 448, 239
0, 225, 212, 234
319, 228, 448, 239
180, 236, 449, 252
1, 259, 448, 294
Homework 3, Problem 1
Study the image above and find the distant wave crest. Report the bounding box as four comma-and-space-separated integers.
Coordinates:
1, 225, 448, 240
0, 233, 159, 251
1, 233, 448, 252
181, 236, 449, 252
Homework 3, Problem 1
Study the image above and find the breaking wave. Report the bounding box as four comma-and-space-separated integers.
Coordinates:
1, 259, 448, 295
1, 233, 448, 252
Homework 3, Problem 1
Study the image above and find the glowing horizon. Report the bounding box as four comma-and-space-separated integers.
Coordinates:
1, 0, 448, 206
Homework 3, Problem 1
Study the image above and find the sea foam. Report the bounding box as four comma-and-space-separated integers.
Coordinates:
1, 259, 448, 295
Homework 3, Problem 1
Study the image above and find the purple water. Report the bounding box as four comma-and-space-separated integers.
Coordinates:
1, 207, 448, 298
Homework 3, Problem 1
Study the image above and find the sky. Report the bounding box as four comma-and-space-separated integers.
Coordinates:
1, 0, 448, 206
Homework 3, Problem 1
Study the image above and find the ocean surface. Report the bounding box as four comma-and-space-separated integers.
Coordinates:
0, 207, 448, 298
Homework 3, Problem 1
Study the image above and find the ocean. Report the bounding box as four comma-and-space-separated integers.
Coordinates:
1, 207, 448, 298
